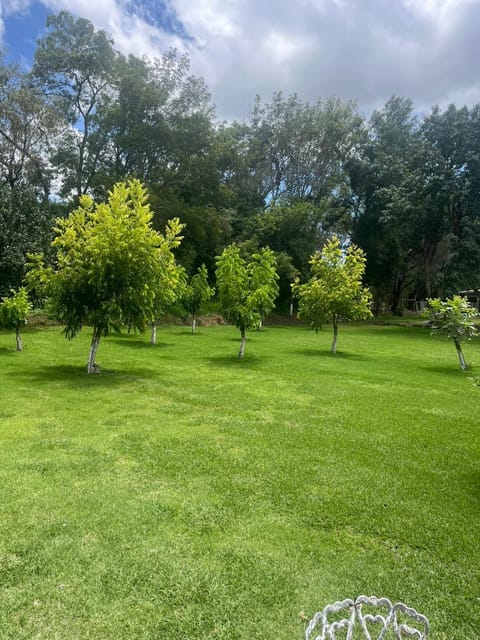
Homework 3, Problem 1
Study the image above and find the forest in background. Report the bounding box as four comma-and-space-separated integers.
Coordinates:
2, 11, 480, 313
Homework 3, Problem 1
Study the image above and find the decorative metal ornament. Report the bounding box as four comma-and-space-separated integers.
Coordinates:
305, 595, 429, 640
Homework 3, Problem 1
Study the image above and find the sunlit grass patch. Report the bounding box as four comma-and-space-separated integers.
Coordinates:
0, 322, 479, 639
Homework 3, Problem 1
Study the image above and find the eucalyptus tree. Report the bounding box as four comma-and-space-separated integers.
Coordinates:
215, 244, 279, 358
32, 11, 118, 199
98, 50, 214, 195
0, 60, 55, 199
293, 237, 372, 354
28, 180, 183, 373
249, 92, 364, 207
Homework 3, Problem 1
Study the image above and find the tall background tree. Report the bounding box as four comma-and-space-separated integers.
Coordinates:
1, 10, 480, 313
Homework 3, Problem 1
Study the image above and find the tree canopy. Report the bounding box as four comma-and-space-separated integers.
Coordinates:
29, 179, 183, 372
2, 11, 480, 313
293, 237, 372, 353
215, 244, 279, 358
423, 296, 478, 370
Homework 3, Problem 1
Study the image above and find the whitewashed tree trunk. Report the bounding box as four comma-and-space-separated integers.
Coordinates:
238, 328, 247, 359
192, 315, 196, 334
331, 317, 338, 354
454, 337, 468, 370
257, 318, 263, 331
87, 328, 101, 374
151, 322, 157, 345
15, 326, 23, 352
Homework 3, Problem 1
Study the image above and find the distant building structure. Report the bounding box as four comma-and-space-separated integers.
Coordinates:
459, 290, 480, 310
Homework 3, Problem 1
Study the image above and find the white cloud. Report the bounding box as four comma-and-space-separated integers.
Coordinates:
2, 0, 480, 120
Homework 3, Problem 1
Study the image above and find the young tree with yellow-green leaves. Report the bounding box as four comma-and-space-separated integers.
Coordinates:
181, 264, 214, 334
0, 287, 31, 351
215, 245, 279, 359
28, 180, 183, 373
423, 296, 478, 371
293, 237, 372, 353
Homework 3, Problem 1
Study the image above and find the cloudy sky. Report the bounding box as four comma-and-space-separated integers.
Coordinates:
1, 0, 480, 121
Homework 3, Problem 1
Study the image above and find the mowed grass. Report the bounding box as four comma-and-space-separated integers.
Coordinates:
0, 321, 479, 639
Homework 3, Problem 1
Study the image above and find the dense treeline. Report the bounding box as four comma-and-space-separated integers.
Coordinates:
1, 11, 480, 311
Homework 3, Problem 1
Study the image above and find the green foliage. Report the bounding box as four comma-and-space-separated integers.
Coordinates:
248, 247, 280, 322
215, 244, 279, 357
293, 237, 372, 351
215, 244, 279, 334
181, 264, 215, 319
423, 296, 478, 341
293, 237, 372, 328
0, 287, 31, 329
33, 179, 183, 339
150, 218, 186, 321
423, 296, 478, 370
0, 184, 55, 295
33, 12, 117, 199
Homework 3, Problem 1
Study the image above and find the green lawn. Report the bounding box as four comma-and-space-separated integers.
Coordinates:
0, 322, 479, 639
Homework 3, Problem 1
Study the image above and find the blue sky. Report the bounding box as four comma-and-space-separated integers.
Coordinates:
2, 0, 480, 121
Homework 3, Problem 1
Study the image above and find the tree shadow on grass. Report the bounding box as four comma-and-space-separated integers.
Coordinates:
170, 330, 205, 337
418, 364, 471, 378
108, 337, 170, 350
295, 348, 369, 360
8, 363, 158, 387
0, 346, 15, 355
465, 471, 480, 500
205, 354, 263, 368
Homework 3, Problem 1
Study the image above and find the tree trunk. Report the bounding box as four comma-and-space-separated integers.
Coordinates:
391, 276, 404, 314
192, 315, 196, 334
257, 318, 263, 331
87, 327, 101, 374
15, 325, 23, 352
331, 316, 338, 354
151, 322, 157, 345
238, 327, 247, 359
453, 337, 468, 371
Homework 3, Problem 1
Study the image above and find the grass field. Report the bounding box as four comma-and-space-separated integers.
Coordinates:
0, 321, 479, 639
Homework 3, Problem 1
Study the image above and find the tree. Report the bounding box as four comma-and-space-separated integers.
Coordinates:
181, 264, 214, 333
28, 179, 183, 373
33, 11, 117, 199
0, 183, 56, 296
293, 237, 372, 353
250, 93, 364, 206
148, 223, 185, 346
0, 287, 31, 351
215, 244, 279, 358
350, 96, 422, 313
422, 296, 478, 370
0, 59, 55, 199
248, 247, 279, 328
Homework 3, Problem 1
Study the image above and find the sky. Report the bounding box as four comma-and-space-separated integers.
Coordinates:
1, 0, 480, 121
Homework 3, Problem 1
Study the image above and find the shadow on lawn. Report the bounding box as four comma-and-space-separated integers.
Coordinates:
295, 348, 369, 360
418, 364, 471, 378
205, 354, 263, 368
0, 346, 15, 356
9, 363, 158, 386
108, 336, 170, 350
